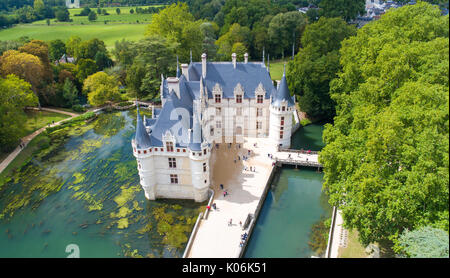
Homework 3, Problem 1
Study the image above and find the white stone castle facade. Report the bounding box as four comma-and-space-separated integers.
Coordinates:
65, 0, 80, 9
131, 53, 295, 202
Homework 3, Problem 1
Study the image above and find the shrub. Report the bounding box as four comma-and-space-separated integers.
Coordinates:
300, 118, 312, 126
72, 104, 86, 113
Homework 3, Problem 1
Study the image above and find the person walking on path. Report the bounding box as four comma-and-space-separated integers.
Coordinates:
228, 218, 232, 226
220, 184, 224, 190
212, 203, 217, 210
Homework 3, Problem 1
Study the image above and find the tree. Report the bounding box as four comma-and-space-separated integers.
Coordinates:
145, 3, 203, 62
62, 79, 79, 107
0, 50, 44, 106
55, 7, 70, 22
267, 11, 306, 58
94, 51, 113, 70
231, 42, 247, 61
76, 58, 98, 82
116, 8, 121, 15
126, 36, 177, 99
83, 72, 122, 106
112, 39, 136, 67
88, 11, 97, 22
215, 23, 251, 60
76, 38, 107, 60
395, 226, 449, 258
0, 75, 39, 152
318, 0, 365, 22
18, 39, 52, 83
319, 3, 449, 246
66, 36, 81, 57
130, 9, 134, 14
48, 39, 66, 62
287, 17, 356, 120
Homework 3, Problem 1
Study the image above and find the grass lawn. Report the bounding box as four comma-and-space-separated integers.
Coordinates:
337, 229, 367, 258
0, 23, 148, 49
24, 110, 70, 135
270, 59, 291, 81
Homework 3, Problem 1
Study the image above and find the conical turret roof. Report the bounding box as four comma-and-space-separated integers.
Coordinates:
272, 65, 295, 107
135, 105, 152, 149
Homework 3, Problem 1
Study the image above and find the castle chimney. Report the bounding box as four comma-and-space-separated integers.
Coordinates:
201, 53, 207, 78
244, 53, 248, 63
181, 63, 189, 80
232, 53, 237, 69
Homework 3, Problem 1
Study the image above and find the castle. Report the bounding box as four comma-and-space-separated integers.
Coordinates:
65, 0, 80, 9
132, 53, 295, 202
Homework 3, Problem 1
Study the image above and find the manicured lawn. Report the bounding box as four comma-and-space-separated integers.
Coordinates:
0, 23, 148, 49
337, 229, 367, 258
270, 59, 291, 81
24, 110, 70, 135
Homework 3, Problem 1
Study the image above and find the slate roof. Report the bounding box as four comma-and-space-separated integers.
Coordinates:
188, 62, 276, 99
135, 60, 280, 150
272, 67, 295, 107
135, 106, 152, 149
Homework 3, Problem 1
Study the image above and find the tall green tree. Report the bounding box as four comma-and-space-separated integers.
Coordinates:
126, 36, 177, 99
145, 3, 204, 62
267, 11, 306, 58
0, 75, 38, 152
83, 72, 122, 106
319, 2, 449, 246
287, 17, 356, 120
48, 39, 66, 62
394, 226, 449, 258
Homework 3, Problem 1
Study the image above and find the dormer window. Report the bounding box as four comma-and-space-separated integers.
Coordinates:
236, 94, 242, 103
166, 141, 174, 152
282, 106, 285, 111
257, 95, 263, 104
215, 94, 221, 103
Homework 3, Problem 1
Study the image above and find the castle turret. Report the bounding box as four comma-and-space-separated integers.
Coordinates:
133, 106, 156, 200
269, 65, 295, 148
188, 108, 210, 202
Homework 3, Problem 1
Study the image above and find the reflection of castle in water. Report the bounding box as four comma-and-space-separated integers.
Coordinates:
66, 0, 80, 9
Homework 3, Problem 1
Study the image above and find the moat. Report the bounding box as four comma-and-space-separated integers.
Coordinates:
244, 123, 331, 258
0, 110, 204, 258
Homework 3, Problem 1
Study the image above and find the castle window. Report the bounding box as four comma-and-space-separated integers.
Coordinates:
210, 127, 214, 136
256, 121, 262, 130
215, 94, 221, 103
280, 131, 284, 139
236, 107, 242, 116
203, 163, 207, 172
282, 106, 285, 111
168, 157, 176, 168
281, 117, 284, 126
216, 107, 221, 116
203, 149, 207, 155
257, 108, 262, 117
183, 149, 186, 152
170, 174, 178, 184
280, 126, 284, 130
236, 95, 242, 103
257, 95, 263, 104
166, 142, 174, 152
138, 150, 141, 154
216, 121, 221, 129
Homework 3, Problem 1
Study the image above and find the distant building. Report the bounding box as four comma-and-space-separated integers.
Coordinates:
65, 0, 80, 9
132, 53, 296, 202
56, 54, 76, 65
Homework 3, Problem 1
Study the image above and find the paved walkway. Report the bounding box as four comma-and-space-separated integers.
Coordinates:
330, 209, 344, 258
0, 108, 78, 174
187, 137, 277, 258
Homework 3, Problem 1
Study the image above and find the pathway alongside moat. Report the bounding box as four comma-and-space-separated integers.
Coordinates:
186, 138, 321, 257
0, 108, 78, 174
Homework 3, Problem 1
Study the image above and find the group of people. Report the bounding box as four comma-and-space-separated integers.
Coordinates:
239, 232, 248, 247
